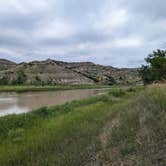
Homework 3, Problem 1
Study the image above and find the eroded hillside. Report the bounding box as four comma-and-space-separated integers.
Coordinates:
0, 59, 142, 85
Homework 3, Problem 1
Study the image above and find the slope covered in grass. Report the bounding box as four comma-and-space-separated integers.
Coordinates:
0, 85, 165, 166
94, 84, 166, 166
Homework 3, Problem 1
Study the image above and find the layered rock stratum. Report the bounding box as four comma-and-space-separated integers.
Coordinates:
0, 59, 142, 85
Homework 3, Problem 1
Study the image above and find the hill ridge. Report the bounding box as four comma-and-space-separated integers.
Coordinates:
0, 58, 142, 85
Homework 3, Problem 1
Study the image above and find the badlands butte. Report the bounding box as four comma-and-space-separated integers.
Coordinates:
0, 58, 141, 85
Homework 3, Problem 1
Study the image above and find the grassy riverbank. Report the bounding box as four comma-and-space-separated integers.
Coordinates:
0, 85, 165, 165
0, 84, 112, 92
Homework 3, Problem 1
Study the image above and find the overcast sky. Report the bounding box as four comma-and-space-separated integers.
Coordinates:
0, 0, 165, 67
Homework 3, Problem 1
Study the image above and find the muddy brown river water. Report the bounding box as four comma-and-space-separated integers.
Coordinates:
0, 89, 110, 117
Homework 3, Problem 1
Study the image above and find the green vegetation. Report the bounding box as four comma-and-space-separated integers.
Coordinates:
0, 85, 165, 165
0, 70, 27, 85
105, 84, 166, 165
12, 70, 27, 85
0, 76, 8, 85
0, 84, 112, 92
140, 49, 166, 84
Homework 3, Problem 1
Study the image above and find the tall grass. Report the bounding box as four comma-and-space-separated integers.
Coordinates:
0, 85, 165, 165
104, 85, 166, 165
0, 91, 117, 166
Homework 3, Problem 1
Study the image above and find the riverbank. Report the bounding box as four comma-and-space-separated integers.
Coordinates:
0, 85, 165, 165
0, 84, 112, 92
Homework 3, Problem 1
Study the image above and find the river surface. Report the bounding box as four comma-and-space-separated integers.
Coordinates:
0, 89, 109, 117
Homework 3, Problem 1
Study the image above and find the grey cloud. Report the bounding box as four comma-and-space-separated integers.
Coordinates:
0, 0, 165, 67
0, 14, 40, 30
126, 0, 166, 19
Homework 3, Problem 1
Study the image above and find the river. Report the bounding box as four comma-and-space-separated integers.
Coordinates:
0, 88, 109, 116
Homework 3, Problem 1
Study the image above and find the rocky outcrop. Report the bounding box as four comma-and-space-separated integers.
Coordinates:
0, 59, 94, 85
0, 59, 142, 85
63, 62, 141, 85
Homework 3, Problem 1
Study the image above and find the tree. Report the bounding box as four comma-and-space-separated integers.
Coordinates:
12, 70, 27, 85
140, 49, 166, 84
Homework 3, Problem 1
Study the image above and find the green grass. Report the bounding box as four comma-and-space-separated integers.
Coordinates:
104, 84, 166, 165
0, 84, 112, 92
0, 85, 165, 165
0, 91, 115, 166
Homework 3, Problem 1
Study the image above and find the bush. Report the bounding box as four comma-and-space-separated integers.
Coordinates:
12, 70, 27, 85
110, 89, 126, 97
127, 87, 136, 92
0, 76, 9, 85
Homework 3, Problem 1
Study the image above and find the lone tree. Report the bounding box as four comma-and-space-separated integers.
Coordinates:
140, 49, 166, 84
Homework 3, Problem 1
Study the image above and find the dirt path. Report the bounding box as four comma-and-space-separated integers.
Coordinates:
84, 117, 120, 166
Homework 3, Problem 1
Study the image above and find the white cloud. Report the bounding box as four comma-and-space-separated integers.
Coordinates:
35, 19, 76, 39
113, 36, 143, 48
94, 4, 129, 34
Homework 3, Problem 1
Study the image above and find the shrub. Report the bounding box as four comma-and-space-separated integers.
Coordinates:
110, 89, 126, 97
127, 87, 136, 92
12, 70, 27, 85
0, 76, 9, 85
